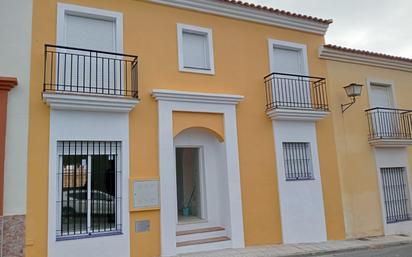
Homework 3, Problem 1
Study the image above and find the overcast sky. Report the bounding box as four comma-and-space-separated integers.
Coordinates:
249, 0, 412, 58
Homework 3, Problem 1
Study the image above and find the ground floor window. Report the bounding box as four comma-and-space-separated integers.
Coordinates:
381, 167, 411, 224
283, 142, 313, 181
56, 141, 122, 238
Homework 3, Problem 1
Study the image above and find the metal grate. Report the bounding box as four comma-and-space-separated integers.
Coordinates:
365, 108, 412, 141
283, 142, 314, 181
44, 44, 138, 98
381, 167, 411, 224
56, 141, 122, 239
264, 72, 329, 111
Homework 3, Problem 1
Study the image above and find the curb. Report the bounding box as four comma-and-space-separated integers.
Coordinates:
281, 238, 412, 257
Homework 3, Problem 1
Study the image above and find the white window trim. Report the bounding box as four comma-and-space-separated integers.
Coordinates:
366, 78, 397, 108
267, 39, 309, 76
56, 3, 123, 53
177, 23, 215, 75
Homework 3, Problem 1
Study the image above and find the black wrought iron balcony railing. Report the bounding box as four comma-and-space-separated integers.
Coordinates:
366, 107, 412, 141
264, 72, 329, 111
43, 44, 138, 98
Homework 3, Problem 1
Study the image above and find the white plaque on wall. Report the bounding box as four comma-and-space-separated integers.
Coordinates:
133, 179, 160, 209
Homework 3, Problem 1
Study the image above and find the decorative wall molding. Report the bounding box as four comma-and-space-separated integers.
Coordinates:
319, 45, 412, 72
42, 92, 139, 112
0, 77, 18, 91
152, 89, 244, 105
266, 108, 329, 121
148, 0, 330, 35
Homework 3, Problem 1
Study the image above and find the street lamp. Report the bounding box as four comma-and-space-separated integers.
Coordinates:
341, 83, 363, 113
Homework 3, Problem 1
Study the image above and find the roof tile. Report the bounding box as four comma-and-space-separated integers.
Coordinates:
217, 0, 333, 24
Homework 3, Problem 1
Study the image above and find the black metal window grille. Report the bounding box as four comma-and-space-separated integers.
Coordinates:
380, 167, 411, 224
366, 108, 412, 141
56, 141, 122, 239
283, 142, 314, 181
44, 44, 138, 98
264, 72, 329, 111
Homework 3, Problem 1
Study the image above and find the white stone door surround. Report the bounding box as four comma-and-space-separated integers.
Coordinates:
152, 89, 245, 256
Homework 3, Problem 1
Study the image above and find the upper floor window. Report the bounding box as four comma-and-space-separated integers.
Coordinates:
177, 24, 215, 75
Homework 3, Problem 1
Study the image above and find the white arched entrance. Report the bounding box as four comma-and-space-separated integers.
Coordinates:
152, 89, 245, 256
174, 128, 230, 237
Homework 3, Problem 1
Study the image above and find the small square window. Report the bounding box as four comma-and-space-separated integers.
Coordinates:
283, 142, 314, 181
177, 24, 215, 75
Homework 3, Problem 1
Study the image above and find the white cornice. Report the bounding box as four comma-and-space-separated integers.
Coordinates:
148, 0, 330, 35
42, 92, 139, 112
152, 89, 244, 105
266, 108, 329, 121
319, 46, 412, 72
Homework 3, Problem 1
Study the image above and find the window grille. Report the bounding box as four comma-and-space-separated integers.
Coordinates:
283, 142, 313, 181
56, 141, 122, 239
380, 167, 411, 224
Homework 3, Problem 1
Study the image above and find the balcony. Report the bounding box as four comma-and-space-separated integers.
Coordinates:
42, 44, 139, 112
264, 72, 329, 121
366, 107, 412, 147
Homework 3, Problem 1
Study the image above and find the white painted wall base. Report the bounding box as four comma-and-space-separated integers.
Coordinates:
374, 147, 412, 235
271, 120, 327, 243
47, 109, 131, 257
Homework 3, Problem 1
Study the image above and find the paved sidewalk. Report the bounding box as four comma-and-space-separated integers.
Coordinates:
179, 235, 412, 257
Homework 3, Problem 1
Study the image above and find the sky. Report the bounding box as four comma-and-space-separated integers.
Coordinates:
249, 0, 412, 58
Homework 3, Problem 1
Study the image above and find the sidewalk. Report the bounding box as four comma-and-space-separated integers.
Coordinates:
179, 235, 412, 257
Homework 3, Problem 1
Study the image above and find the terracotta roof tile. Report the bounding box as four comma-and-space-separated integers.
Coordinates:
216, 0, 333, 24
324, 44, 412, 63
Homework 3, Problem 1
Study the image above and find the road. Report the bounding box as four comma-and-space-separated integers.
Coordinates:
320, 244, 412, 257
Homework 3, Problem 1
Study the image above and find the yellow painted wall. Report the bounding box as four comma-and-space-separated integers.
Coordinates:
26, 1, 345, 257
173, 112, 224, 141
325, 60, 412, 238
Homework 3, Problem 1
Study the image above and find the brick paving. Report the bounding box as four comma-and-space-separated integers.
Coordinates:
179, 235, 412, 257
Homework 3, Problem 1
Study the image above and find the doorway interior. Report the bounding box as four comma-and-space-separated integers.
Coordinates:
175, 147, 206, 224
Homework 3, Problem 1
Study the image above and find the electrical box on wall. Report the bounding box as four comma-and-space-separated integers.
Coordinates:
133, 179, 160, 210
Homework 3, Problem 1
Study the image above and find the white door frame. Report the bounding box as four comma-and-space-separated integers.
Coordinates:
152, 89, 245, 256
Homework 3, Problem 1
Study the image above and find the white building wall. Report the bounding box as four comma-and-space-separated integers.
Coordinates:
272, 120, 327, 243
47, 109, 131, 257
374, 147, 412, 235
0, 0, 33, 215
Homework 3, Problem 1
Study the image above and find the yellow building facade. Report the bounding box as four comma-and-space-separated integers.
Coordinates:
16, 1, 412, 257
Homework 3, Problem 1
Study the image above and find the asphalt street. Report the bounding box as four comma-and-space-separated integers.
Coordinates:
319, 244, 412, 257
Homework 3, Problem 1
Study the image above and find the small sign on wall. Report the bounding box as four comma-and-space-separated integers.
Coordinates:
133, 179, 160, 210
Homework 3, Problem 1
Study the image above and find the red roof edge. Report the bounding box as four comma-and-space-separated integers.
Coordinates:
217, 0, 333, 24
324, 44, 412, 63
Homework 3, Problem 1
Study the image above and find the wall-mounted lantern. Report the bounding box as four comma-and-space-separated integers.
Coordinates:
341, 83, 363, 113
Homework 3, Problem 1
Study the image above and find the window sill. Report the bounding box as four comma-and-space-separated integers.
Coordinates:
286, 177, 315, 182
179, 66, 215, 75
56, 231, 123, 241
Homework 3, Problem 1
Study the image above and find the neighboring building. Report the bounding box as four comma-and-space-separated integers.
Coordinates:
0, 0, 411, 257
0, 0, 33, 256
320, 44, 412, 238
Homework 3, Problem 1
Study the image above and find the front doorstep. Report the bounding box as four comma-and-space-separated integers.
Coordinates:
42, 92, 140, 112
266, 108, 329, 121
